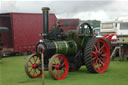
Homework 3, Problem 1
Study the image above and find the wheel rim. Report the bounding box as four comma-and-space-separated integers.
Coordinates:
91, 39, 110, 73
25, 53, 42, 78
48, 54, 69, 80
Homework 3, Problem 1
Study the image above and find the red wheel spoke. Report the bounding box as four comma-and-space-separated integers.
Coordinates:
93, 44, 98, 51
96, 59, 100, 70
55, 70, 60, 77
60, 70, 64, 74
29, 60, 33, 64
59, 58, 62, 62
100, 44, 105, 51
33, 69, 36, 76
92, 51, 97, 56
28, 66, 32, 67
59, 70, 64, 77
100, 57, 104, 62
99, 49, 103, 53
35, 69, 38, 75
93, 59, 98, 67
58, 57, 62, 65
98, 58, 105, 66
92, 57, 97, 61
61, 62, 65, 66
29, 68, 33, 73
58, 70, 60, 78
97, 41, 100, 51
97, 64, 100, 70
102, 54, 107, 57
96, 60, 98, 65
62, 67, 65, 71
37, 60, 41, 64
52, 68, 56, 72
92, 51, 96, 54
33, 56, 36, 62
35, 56, 38, 62
58, 57, 60, 65
54, 59, 57, 64
52, 65, 56, 67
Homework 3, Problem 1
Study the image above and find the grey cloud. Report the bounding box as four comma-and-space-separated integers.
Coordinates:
0, 0, 128, 20
0, 1, 113, 13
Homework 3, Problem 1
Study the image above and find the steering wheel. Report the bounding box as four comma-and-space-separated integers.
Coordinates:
78, 23, 93, 35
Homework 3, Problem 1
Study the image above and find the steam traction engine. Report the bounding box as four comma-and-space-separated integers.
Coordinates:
24, 7, 110, 80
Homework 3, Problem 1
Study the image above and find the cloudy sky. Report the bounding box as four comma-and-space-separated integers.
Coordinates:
0, 0, 128, 21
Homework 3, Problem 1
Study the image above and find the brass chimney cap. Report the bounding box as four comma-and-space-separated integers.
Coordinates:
42, 7, 50, 11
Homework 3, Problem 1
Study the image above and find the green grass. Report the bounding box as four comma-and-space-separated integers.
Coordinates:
0, 56, 128, 85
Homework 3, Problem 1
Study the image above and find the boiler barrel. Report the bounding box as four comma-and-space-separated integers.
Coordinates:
54, 40, 77, 55
36, 40, 77, 56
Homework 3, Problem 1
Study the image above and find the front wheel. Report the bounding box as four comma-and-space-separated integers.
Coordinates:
84, 38, 110, 73
48, 54, 69, 80
24, 53, 42, 78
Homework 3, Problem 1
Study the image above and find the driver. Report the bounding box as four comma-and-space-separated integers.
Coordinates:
47, 20, 65, 40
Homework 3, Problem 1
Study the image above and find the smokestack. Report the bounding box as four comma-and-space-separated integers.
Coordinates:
42, 7, 50, 39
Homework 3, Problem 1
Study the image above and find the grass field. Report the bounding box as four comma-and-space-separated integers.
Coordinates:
0, 56, 128, 85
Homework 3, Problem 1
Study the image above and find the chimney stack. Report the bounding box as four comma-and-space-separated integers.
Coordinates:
42, 7, 50, 39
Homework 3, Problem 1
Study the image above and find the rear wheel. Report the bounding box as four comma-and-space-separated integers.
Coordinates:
48, 54, 69, 80
84, 38, 110, 73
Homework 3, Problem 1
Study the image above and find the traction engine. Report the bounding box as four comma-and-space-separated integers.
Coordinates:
24, 7, 110, 80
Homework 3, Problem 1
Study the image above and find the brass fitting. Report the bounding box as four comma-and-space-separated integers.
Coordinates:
42, 7, 50, 11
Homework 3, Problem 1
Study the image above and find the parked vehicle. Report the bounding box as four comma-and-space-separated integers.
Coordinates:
100, 16, 128, 61
0, 13, 79, 56
0, 27, 9, 59
93, 27, 102, 37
